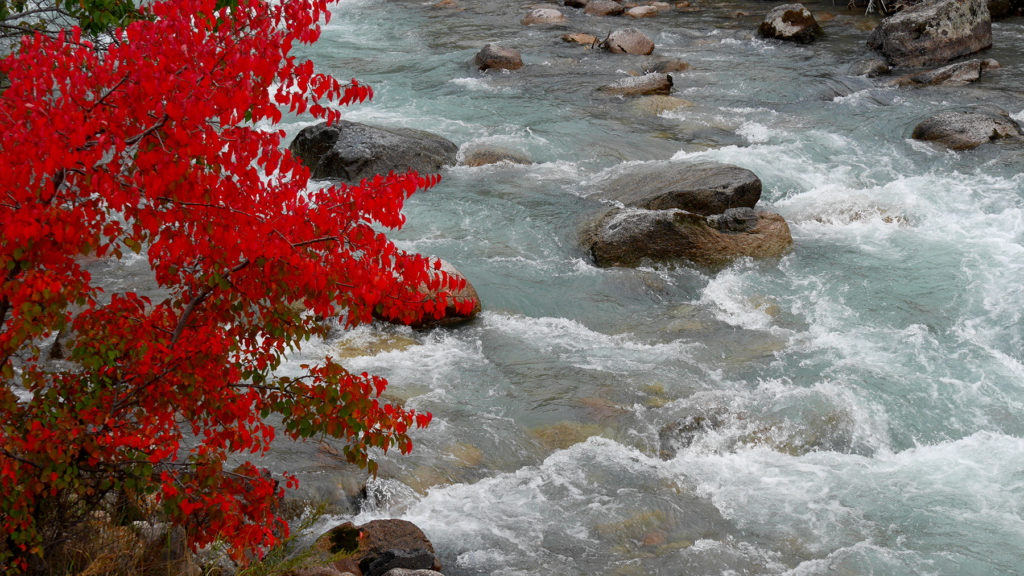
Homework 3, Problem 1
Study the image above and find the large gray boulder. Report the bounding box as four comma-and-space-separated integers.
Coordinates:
866, 0, 992, 67
585, 208, 792, 268
594, 162, 762, 216
911, 108, 1023, 150
758, 4, 823, 44
289, 121, 458, 183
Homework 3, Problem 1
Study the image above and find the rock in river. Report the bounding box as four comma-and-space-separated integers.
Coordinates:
599, 72, 673, 96
522, 7, 567, 25
867, 0, 992, 67
474, 44, 523, 71
604, 28, 655, 55
585, 0, 625, 15
594, 161, 762, 216
289, 121, 457, 183
585, 208, 793, 268
302, 519, 442, 576
373, 258, 482, 329
758, 3, 823, 44
911, 107, 1023, 150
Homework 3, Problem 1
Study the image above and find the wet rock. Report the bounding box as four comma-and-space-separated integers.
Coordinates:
522, 7, 567, 24
896, 58, 982, 86
645, 58, 690, 73
866, 0, 992, 67
307, 520, 441, 576
981, 58, 1000, 69
911, 107, 1024, 150
631, 95, 693, 115
584, 208, 793, 268
986, 0, 1018, 19
849, 58, 890, 77
758, 3, 823, 44
289, 121, 457, 184
706, 207, 759, 233
474, 44, 523, 71
373, 258, 481, 329
461, 145, 532, 167
562, 32, 599, 45
565, 0, 589, 6
627, 5, 660, 17
594, 162, 762, 216
585, 0, 625, 15
604, 28, 655, 54
599, 72, 673, 96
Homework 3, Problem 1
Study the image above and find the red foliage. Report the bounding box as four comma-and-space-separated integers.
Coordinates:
0, 0, 470, 570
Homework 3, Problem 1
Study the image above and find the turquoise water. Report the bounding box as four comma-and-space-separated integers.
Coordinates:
272, 1, 1024, 574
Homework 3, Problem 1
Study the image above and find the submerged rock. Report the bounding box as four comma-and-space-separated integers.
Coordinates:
474, 44, 523, 71
645, 58, 690, 73
585, 208, 792, 268
758, 3, 823, 44
911, 107, 1023, 150
604, 28, 655, 55
594, 162, 762, 216
849, 58, 890, 77
461, 145, 532, 167
522, 7, 567, 24
867, 0, 992, 67
599, 72, 673, 96
631, 95, 694, 115
289, 121, 457, 183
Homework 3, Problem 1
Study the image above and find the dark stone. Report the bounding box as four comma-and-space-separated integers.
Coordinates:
306, 519, 441, 576
565, 0, 589, 6
758, 3, 823, 44
363, 550, 437, 576
867, 0, 992, 67
584, 208, 793, 268
911, 107, 1023, 150
474, 44, 523, 71
289, 121, 458, 184
707, 207, 759, 233
594, 162, 761, 216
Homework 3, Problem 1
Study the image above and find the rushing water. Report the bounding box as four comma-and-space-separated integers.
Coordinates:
260, 1, 1024, 574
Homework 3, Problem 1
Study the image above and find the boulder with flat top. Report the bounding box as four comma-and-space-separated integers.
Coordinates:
867, 0, 992, 67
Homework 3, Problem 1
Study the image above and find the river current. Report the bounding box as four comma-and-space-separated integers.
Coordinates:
261, 1, 1024, 574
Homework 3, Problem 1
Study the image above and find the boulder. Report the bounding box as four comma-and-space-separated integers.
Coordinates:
631, 95, 694, 115
307, 520, 441, 576
374, 258, 482, 329
911, 107, 1023, 150
627, 5, 660, 17
562, 32, 599, 45
585, 208, 793, 268
866, 0, 992, 67
645, 58, 690, 73
758, 4, 823, 44
289, 121, 457, 184
474, 44, 523, 71
462, 145, 532, 167
896, 58, 982, 86
585, 0, 625, 15
594, 162, 761, 216
604, 28, 655, 55
599, 72, 673, 96
849, 58, 890, 77
706, 207, 759, 233
522, 7, 567, 24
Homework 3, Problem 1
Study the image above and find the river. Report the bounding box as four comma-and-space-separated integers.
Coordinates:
263, 1, 1024, 574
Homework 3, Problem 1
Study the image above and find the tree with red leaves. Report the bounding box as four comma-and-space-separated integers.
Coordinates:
0, 0, 468, 571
